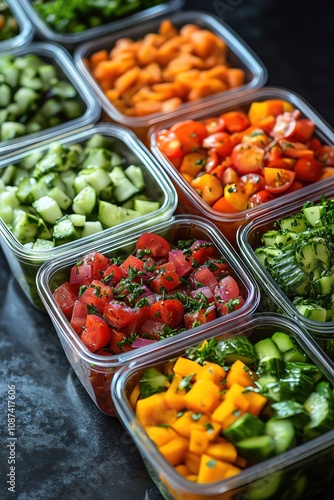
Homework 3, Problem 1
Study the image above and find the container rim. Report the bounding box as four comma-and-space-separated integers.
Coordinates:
149, 85, 334, 223
111, 312, 334, 496
36, 214, 260, 370
19, 0, 185, 45
0, 121, 178, 260
73, 10, 267, 128
0, 41, 101, 156
0, 0, 34, 52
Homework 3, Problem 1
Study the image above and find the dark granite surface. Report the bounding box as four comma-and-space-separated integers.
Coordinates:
1, 1, 333, 499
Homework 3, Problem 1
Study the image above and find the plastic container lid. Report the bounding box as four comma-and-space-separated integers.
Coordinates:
19, 0, 185, 46
74, 10, 267, 130
0, 0, 34, 52
0, 42, 101, 156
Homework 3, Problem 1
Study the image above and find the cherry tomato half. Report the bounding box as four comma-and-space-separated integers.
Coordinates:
248, 189, 275, 208
203, 116, 226, 134
202, 132, 234, 157
135, 233, 171, 257
293, 156, 323, 183
171, 120, 208, 154
231, 143, 264, 175
264, 168, 295, 193
155, 129, 183, 159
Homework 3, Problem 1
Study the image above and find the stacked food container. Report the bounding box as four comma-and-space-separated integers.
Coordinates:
1, 1, 333, 499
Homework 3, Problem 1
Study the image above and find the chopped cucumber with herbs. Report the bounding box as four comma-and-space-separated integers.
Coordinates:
0, 52, 83, 143
0, 134, 161, 246
255, 196, 334, 324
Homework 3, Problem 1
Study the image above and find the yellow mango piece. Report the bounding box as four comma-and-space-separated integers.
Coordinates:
197, 454, 229, 484
206, 440, 238, 464
211, 399, 236, 424
145, 425, 178, 448
224, 383, 250, 412
184, 379, 221, 414
165, 373, 187, 410
136, 393, 177, 426
224, 463, 242, 478
174, 464, 192, 478
185, 451, 201, 474
159, 436, 189, 466
225, 359, 257, 388
197, 361, 226, 385
243, 390, 268, 417
129, 383, 141, 410
172, 411, 209, 439
189, 428, 210, 455
173, 357, 202, 378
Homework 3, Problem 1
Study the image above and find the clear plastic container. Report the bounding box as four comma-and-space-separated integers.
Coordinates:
0, 42, 101, 156
36, 215, 260, 416
237, 186, 334, 360
73, 10, 267, 134
149, 86, 334, 247
19, 0, 185, 46
0, 0, 34, 52
112, 313, 334, 500
0, 122, 177, 310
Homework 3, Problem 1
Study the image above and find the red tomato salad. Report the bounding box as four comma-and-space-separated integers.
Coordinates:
53, 233, 245, 354
154, 99, 334, 212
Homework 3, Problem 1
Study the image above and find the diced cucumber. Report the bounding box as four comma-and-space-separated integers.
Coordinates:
265, 371, 314, 403
48, 186, 72, 210
303, 391, 334, 438
81, 147, 113, 170
39, 172, 66, 192
279, 214, 307, 233
13, 87, 39, 112
32, 195, 63, 224
303, 205, 325, 227
0, 204, 14, 224
53, 215, 78, 244
21, 151, 44, 171
133, 199, 160, 215
294, 302, 327, 321
12, 210, 39, 244
86, 168, 112, 193
223, 413, 265, 444
0, 83, 11, 107
1, 121, 26, 141
60, 170, 76, 199
271, 400, 310, 430
236, 435, 275, 462
265, 418, 295, 454
98, 200, 140, 228
124, 165, 145, 190
68, 214, 86, 227
113, 176, 139, 203
0, 189, 19, 209
33, 238, 55, 250
254, 338, 284, 379
73, 173, 90, 194
109, 165, 126, 183
261, 229, 279, 247
1, 164, 16, 185
248, 471, 282, 500
72, 185, 96, 215
275, 230, 298, 248
283, 347, 308, 363
217, 336, 259, 366
81, 221, 103, 238
295, 238, 330, 272
16, 177, 37, 204
271, 332, 295, 353
313, 272, 334, 296
31, 179, 49, 201
37, 218, 52, 240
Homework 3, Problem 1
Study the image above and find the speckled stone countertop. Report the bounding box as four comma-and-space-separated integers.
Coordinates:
1, 1, 333, 499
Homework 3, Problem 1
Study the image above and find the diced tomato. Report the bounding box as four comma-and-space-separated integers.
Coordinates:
79, 280, 113, 313
264, 168, 295, 193
136, 233, 171, 258
120, 255, 146, 278
284, 181, 304, 194
207, 260, 231, 278
81, 315, 111, 352
149, 299, 184, 329
150, 261, 181, 293
190, 266, 217, 290
293, 156, 323, 183
184, 307, 217, 329
202, 132, 234, 157
70, 263, 92, 286
205, 150, 220, 173
102, 264, 123, 285
139, 319, 165, 340
171, 120, 208, 154
109, 328, 133, 354
214, 275, 240, 302
290, 119, 315, 142
70, 300, 88, 335
218, 295, 245, 315
119, 305, 150, 336
53, 282, 77, 319
104, 301, 137, 329
212, 196, 239, 213
83, 252, 110, 280
168, 249, 192, 277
